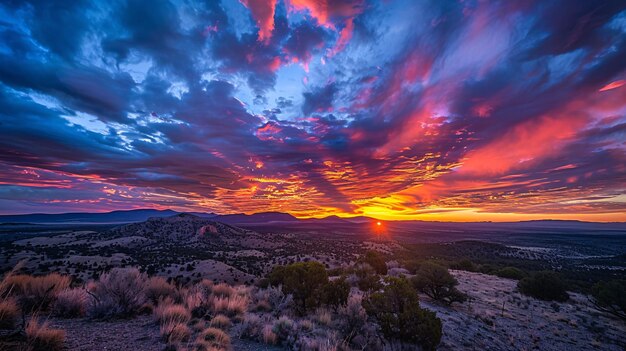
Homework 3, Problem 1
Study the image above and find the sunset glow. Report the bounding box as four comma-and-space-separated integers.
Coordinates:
1, 1, 625, 221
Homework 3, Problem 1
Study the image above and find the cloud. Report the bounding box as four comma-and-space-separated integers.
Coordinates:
0, 0, 625, 221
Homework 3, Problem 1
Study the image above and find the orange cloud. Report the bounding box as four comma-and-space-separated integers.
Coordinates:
459, 114, 588, 176
598, 80, 625, 92
240, 0, 276, 43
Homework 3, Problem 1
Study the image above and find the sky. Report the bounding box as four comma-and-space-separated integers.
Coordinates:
0, 0, 625, 221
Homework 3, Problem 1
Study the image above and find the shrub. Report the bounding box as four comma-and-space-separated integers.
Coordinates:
241, 313, 264, 339
272, 315, 296, 343
314, 308, 332, 326
450, 259, 477, 272
25, 317, 66, 351
364, 277, 442, 351
254, 286, 292, 314
160, 320, 191, 343
145, 276, 178, 305
87, 267, 148, 318
591, 279, 626, 321
321, 276, 350, 311
53, 288, 88, 318
362, 251, 388, 275
212, 283, 234, 298
338, 294, 367, 342
411, 262, 466, 305
355, 267, 383, 293
210, 314, 232, 329
0, 298, 19, 329
495, 267, 526, 280
154, 303, 191, 325
517, 271, 569, 302
197, 327, 231, 348
268, 261, 329, 315
211, 294, 249, 316
262, 324, 278, 345
3, 273, 71, 312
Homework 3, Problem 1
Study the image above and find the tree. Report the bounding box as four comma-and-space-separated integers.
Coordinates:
591, 279, 626, 322
363, 277, 442, 351
354, 266, 382, 293
411, 262, 466, 305
321, 276, 350, 311
268, 261, 328, 315
362, 250, 388, 275
495, 267, 526, 280
517, 271, 569, 302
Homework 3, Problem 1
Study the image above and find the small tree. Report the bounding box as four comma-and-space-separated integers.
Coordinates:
495, 267, 526, 280
321, 276, 350, 311
362, 251, 388, 275
364, 277, 441, 351
411, 262, 466, 305
268, 261, 328, 315
517, 271, 568, 302
591, 279, 626, 322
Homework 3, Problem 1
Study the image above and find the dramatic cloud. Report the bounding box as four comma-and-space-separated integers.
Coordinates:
0, 0, 625, 221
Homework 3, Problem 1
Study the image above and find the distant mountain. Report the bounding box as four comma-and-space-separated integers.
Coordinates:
214, 211, 298, 225
103, 213, 247, 242
0, 209, 216, 224
1, 209, 624, 233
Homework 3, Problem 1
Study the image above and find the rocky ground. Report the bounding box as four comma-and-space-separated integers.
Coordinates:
422, 270, 626, 351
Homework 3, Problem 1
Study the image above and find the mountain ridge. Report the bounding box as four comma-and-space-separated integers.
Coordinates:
1, 208, 625, 227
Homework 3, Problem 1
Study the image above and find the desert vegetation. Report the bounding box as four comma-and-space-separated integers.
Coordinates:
0, 254, 452, 351
517, 271, 569, 302
1, 216, 624, 350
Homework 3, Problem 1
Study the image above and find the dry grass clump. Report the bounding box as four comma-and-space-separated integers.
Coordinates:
0, 298, 19, 329
298, 334, 341, 351
211, 294, 248, 317
254, 286, 291, 313
53, 288, 88, 318
262, 324, 278, 345
160, 320, 191, 343
87, 267, 148, 318
196, 327, 231, 349
272, 315, 296, 343
209, 314, 232, 329
211, 283, 234, 298
2, 273, 71, 311
240, 313, 264, 339
145, 276, 178, 305
154, 302, 191, 325
298, 319, 314, 331
25, 317, 65, 351
183, 279, 214, 316
314, 308, 332, 326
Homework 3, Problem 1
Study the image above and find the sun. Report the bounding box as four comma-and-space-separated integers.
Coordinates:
376, 221, 382, 226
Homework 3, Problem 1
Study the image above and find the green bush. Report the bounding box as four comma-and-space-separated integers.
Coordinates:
591, 279, 626, 321
362, 251, 388, 275
268, 261, 328, 315
412, 262, 466, 305
321, 276, 350, 311
495, 267, 526, 280
517, 271, 568, 302
450, 259, 477, 272
356, 268, 382, 293
363, 277, 441, 351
